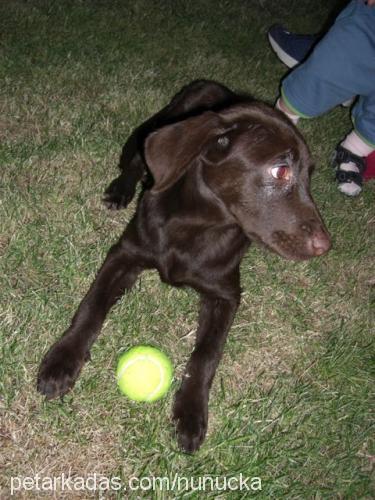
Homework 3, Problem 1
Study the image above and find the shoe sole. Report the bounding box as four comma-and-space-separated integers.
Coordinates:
267, 33, 298, 68
338, 182, 362, 196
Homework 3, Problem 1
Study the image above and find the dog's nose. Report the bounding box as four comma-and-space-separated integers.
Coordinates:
308, 230, 331, 256
300, 222, 331, 257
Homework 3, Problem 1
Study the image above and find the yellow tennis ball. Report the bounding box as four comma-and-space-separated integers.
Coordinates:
116, 346, 173, 402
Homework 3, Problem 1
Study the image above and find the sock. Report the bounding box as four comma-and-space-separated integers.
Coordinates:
276, 98, 300, 125
338, 131, 375, 196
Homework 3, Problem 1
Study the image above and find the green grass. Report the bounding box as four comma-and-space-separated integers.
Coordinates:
1, 0, 374, 498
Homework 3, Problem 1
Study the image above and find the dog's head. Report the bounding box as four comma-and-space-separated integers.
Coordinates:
145, 102, 331, 261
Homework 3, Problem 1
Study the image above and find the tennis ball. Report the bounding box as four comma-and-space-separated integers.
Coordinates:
116, 346, 173, 402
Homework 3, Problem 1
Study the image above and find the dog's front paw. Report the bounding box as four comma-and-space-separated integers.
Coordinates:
37, 341, 88, 399
173, 394, 208, 453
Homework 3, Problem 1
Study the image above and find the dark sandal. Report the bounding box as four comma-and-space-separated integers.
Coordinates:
332, 145, 366, 194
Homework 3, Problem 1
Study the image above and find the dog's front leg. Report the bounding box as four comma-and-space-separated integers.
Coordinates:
37, 239, 144, 399
173, 293, 240, 453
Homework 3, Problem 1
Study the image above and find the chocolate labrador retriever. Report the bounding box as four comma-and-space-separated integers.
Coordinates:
37, 80, 331, 453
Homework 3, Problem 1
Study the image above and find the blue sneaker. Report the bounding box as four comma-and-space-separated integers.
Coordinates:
268, 24, 318, 68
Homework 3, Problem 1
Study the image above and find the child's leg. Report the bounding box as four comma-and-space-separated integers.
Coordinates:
280, 3, 352, 118
280, 0, 374, 118
352, 94, 375, 154
276, 0, 375, 195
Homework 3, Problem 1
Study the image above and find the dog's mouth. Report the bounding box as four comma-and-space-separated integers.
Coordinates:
246, 228, 331, 261
268, 229, 331, 261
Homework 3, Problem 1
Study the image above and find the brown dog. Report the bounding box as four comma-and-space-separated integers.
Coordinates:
37, 80, 331, 453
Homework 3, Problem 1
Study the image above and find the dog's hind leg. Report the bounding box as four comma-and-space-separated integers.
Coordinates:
103, 133, 146, 210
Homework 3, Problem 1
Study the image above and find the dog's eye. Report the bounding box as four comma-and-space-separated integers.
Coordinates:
271, 165, 290, 180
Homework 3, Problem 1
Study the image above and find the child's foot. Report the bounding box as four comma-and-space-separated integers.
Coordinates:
333, 132, 375, 196
332, 146, 366, 196
268, 25, 318, 68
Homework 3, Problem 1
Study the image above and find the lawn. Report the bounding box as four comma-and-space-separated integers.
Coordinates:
0, 0, 374, 498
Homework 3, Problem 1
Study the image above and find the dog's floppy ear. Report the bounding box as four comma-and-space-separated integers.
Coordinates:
144, 111, 223, 193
